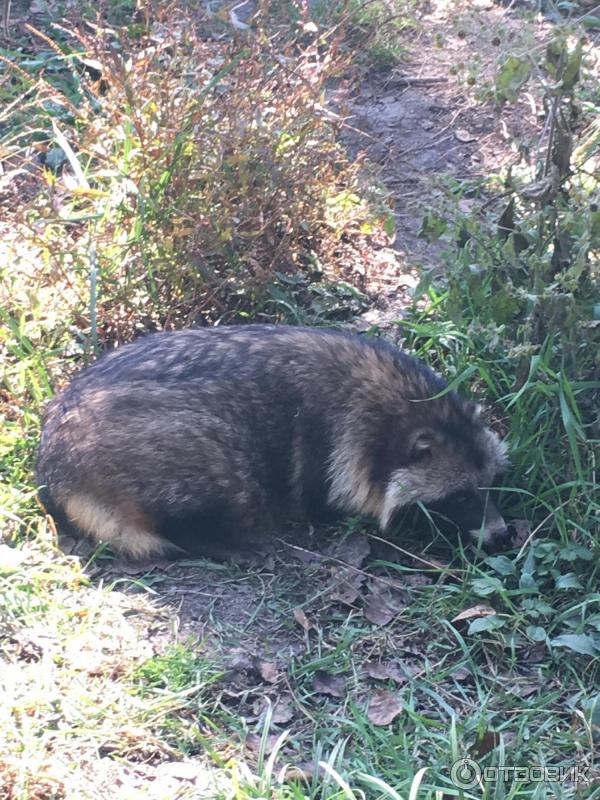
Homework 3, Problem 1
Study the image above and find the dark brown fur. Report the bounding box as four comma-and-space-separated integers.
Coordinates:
36, 325, 509, 558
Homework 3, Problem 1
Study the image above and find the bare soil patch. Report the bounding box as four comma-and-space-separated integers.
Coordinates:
342, 0, 552, 322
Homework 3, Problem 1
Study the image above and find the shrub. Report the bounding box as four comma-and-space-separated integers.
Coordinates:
1, 8, 391, 355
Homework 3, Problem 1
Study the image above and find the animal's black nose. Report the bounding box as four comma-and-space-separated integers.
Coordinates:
492, 525, 514, 550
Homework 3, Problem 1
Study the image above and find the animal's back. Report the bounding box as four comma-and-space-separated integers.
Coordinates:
58, 325, 427, 393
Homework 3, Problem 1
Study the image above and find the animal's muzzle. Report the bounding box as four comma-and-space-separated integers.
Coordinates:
468, 495, 512, 550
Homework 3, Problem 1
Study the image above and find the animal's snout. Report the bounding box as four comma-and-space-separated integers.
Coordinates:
484, 519, 513, 551
468, 500, 512, 551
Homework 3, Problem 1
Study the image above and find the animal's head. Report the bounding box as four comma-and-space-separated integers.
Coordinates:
379, 401, 510, 550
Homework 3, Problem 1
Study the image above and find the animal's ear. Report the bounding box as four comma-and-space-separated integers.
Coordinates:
409, 428, 443, 460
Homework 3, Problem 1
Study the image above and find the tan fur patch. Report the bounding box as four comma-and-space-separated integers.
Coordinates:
64, 493, 166, 558
327, 436, 384, 519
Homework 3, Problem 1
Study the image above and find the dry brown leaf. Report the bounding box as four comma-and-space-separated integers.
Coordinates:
363, 586, 407, 626
452, 604, 496, 623
329, 565, 366, 606
245, 732, 282, 755
328, 532, 371, 567
365, 660, 406, 684
471, 730, 500, 759
270, 695, 295, 724
455, 128, 476, 143
256, 659, 281, 684
312, 670, 346, 698
367, 688, 403, 726
293, 607, 311, 631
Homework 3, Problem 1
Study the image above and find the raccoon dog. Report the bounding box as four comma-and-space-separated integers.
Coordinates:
36, 325, 510, 559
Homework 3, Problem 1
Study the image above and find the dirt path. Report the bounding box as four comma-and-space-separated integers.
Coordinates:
343, 1, 550, 324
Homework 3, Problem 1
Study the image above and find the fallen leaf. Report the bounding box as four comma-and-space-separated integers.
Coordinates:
328, 532, 371, 567
329, 566, 365, 605
293, 607, 311, 632
451, 665, 473, 682
455, 128, 476, 143
312, 670, 346, 698
363, 585, 407, 626
255, 659, 281, 684
367, 688, 403, 726
452, 604, 496, 623
365, 660, 406, 684
245, 732, 282, 754
471, 729, 500, 758
271, 695, 295, 724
